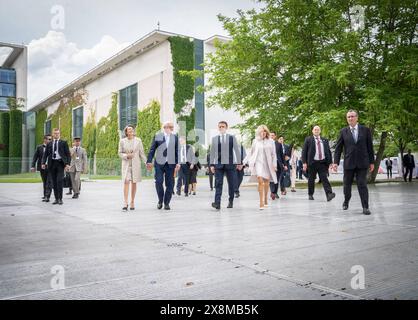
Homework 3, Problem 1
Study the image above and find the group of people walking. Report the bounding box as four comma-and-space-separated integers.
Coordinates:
31, 128, 88, 204
31, 109, 415, 216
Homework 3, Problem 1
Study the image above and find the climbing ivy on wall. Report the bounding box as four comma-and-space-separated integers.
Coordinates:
35, 109, 47, 144
82, 109, 96, 173
169, 36, 195, 139
95, 93, 120, 175
136, 99, 161, 155
48, 93, 84, 142
0, 112, 10, 174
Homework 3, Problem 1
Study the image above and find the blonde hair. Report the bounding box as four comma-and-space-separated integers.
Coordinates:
256, 125, 270, 139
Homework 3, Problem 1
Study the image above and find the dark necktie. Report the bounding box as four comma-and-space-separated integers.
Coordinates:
53, 140, 58, 159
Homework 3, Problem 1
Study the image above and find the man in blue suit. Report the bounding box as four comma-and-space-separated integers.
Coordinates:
147, 122, 180, 210
209, 121, 242, 210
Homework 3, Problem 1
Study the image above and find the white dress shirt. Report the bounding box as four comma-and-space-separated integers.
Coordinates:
53, 139, 62, 160
350, 124, 359, 142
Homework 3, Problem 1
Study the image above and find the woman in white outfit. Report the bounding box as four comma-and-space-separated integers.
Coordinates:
118, 125, 147, 211
290, 145, 298, 192
243, 125, 277, 209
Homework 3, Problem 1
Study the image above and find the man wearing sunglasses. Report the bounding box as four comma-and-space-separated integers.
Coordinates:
333, 110, 375, 215
31, 134, 53, 202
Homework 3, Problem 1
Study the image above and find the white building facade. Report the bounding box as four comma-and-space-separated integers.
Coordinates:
29, 30, 244, 150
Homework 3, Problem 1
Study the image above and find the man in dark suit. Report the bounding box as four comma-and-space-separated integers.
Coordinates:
41, 128, 71, 205
31, 134, 52, 202
234, 143, 247, 198
209, 121, 242, 210
333, 110, 375, 215
146, 121, 180, 210
278, 136, 291, 195
402, 150, 415, 182
176, 136, 195, 197
269, 132, 285, 200
302, 126, 335, 201
385, 158, 393, 179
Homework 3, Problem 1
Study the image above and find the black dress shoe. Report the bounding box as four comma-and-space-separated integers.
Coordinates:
211, 202, 220, 210
72, 194, 79, 199
309, 195, 314, 200
52, 200, 59, 205
235, 192, 240, 198
227, 201, 233, 208
185, 193, 189, 197
43, 198, 50, 203
42, 196, 46, 200
343, 202, 349, 210
157, 203, 163, 210
58, 199, 63, 205
164, 204, 170, 210
66, 191, 72, 195
363, 208, 371, 215
326, 192, 336, 202
176, 191, 181, 196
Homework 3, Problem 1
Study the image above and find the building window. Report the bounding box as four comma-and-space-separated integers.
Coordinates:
0, 68, 16, 84
45, 119, 52, 135
72, 106, 83, 139
0, 83, 16, 97
119, 83, 138, 133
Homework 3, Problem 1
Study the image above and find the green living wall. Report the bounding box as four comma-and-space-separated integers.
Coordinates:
35, 109, 47, 145
95, 93, 120, 175
136, 100, 161, 154
169, 36, 195, 140
0, 112, 10, 174
83, 109, 96, 173
9, 109, 23, 174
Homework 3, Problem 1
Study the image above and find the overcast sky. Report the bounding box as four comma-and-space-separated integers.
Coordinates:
0, 0, 263, 107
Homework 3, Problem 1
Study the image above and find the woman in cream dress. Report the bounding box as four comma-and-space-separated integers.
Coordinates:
290, 145, 298, 192
118, 125, 147, 211
243, 125, 277, 210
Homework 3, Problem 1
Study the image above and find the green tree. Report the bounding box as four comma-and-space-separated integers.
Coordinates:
204, 0, 418, 182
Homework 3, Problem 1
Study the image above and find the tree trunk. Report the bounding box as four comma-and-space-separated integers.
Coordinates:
368, 131, 387, 183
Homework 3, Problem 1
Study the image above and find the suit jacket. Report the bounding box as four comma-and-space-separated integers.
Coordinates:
179, 144, 195, 165
403, 154, 415, 168
42, 139, 71, 166
273, 141, 285, 169
32, 144, 48, 171
147, 132, 179, 167
385, 159, 393, 168
334, 124, 374, 170
209, 134, 241, 169
302, 136, 333, 166
69, 146, 88, 173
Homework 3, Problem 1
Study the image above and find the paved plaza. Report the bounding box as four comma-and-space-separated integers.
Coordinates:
0, 178, 417, 300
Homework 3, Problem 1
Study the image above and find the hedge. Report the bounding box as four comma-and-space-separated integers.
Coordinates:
8, 109, 23, 174
0, 112, 10, 174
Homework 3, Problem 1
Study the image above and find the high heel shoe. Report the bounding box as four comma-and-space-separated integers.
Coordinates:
122, 205, 128, 211
130, 205, 135, 210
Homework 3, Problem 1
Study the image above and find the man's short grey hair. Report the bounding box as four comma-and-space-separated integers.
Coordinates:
162, 121, 174, 128
347, 109, 358, 116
